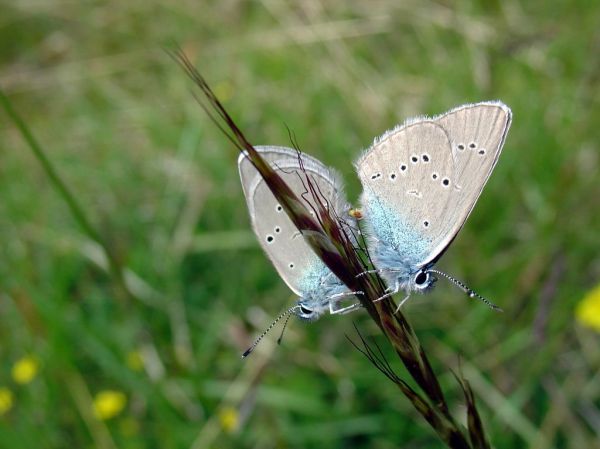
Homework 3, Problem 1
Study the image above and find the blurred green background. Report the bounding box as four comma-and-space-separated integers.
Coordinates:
1, 1, 599, 448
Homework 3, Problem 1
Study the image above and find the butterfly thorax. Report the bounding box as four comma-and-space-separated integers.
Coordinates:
295, 262, 348, 321
372, 243, 436, 294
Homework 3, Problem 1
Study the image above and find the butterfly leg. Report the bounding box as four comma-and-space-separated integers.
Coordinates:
373, 281, 400, 303
329, 299, 362, 315
393, 295, 411, 314
328, 291, 364, 299
356, 269, 381, 278
356, 268, 404, 278
328, 291, 364, 315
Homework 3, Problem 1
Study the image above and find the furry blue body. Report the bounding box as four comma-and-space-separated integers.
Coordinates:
296, 261, 348, 321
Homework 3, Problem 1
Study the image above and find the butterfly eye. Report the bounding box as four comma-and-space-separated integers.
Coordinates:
300, 305, 313, 316
415, 272, 428, 285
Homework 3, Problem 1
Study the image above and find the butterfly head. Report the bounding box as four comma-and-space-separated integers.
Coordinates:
372, 261, 438, 295
295, 298, 327, 322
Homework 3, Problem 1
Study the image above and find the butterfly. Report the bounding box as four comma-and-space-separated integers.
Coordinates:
238, 146, 362, 355
355, 101, 512, 308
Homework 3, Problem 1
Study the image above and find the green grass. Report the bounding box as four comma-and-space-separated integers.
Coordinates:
1, 1, 599, 448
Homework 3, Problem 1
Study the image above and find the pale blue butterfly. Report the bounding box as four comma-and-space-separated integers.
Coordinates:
238, 146, 361, 355
355, 101, 512, 308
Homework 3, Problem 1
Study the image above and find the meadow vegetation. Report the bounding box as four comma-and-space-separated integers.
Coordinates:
1, 1, 599, 448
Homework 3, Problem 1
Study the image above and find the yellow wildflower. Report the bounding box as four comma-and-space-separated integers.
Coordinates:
126, 351, 143, 372
576, 283, 600, 332
12, 356, 39, 385
218, 406, 239, 433
0, 387, 14, 416
93, 390, 127, 420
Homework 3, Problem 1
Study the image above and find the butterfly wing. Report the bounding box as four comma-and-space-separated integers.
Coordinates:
356, 101, 511, 269
434, 101, 512, 234
238, 146, 352, 296
356, 120, 458, 268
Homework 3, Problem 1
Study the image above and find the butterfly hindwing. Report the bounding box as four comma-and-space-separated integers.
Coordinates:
238, 146, 351, 297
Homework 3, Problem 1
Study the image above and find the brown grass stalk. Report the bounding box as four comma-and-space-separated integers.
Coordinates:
172, 48, 491, 449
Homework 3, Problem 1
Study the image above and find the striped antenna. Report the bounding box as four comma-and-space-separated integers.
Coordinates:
242, 305, 301, 358
428, 269, 502, 312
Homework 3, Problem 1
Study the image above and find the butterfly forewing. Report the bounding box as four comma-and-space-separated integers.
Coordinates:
431, 101, 512, 257
435, 101, 511, 208
356, 102, 511, 269
356, 120, 460, 266
238, 146, 333, 202
238, 146, 351, 296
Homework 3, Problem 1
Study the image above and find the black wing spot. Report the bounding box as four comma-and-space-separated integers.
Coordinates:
400, 164, 407, 172
469, 142, 477, 149
276, 204, 283, 212
442, 178, 450, 187
422, 154, 430, 162
478, 149, 486, 155
411, 155, 418, 163
289, 263, 295, 269
390, 173, 397, 180
274, 226, 281, 233
457, 143, 465, 151
423, 220, 429, 228
371, 173, 382, 180
266, 235, 274, 243
432, 173, 438, 180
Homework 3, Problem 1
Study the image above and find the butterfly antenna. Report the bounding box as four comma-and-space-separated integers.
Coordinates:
428, 269, 503, 312
276, 309, 296, 345
242, 305, 300, 358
